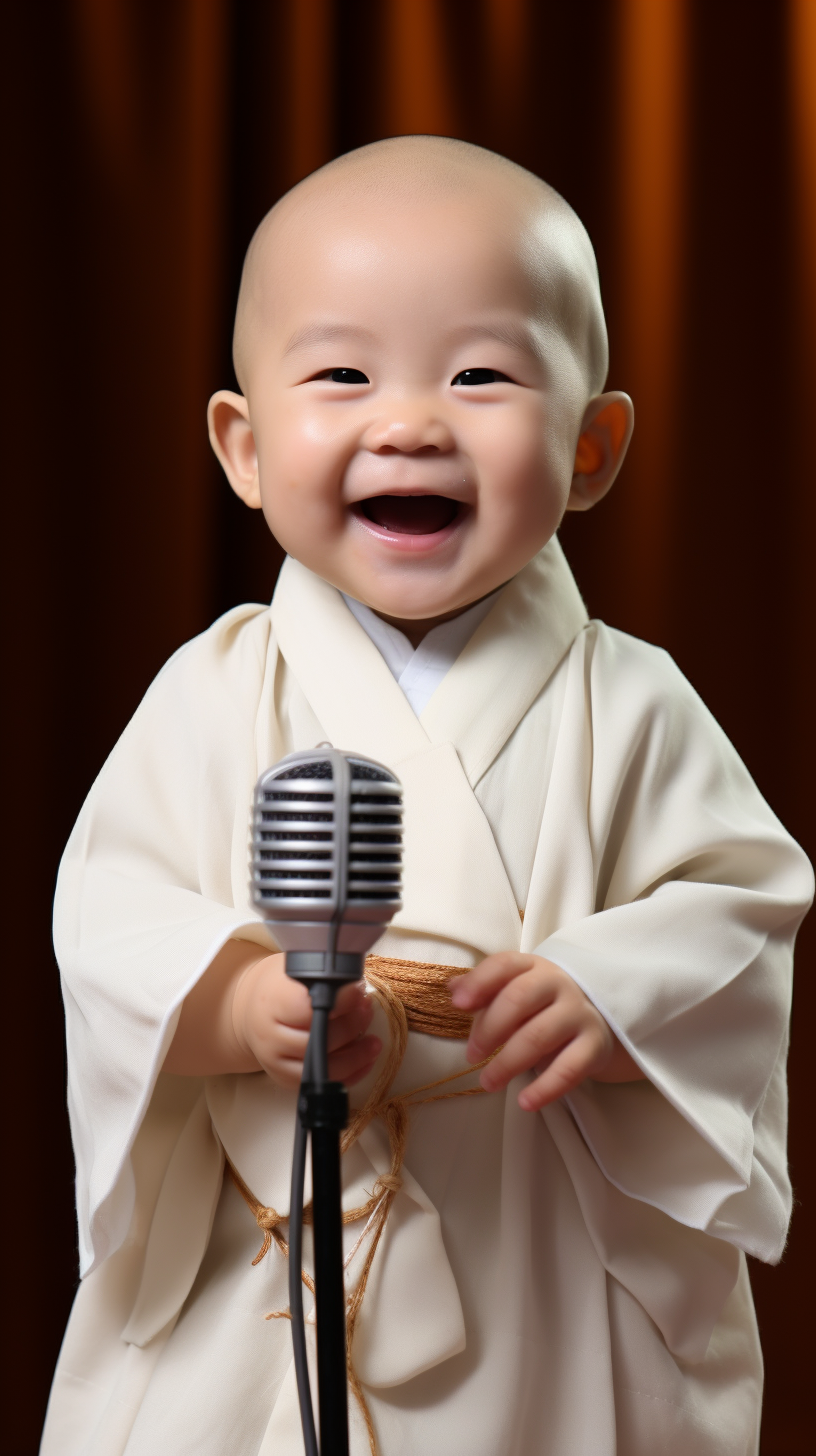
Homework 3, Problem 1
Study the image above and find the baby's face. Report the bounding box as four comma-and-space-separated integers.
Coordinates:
235, 191, 593, 621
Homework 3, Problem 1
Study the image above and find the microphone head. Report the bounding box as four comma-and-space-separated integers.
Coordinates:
251, 748, 403, 955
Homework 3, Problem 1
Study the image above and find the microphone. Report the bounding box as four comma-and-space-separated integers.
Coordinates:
251, 745, 403, 994
250, 746, 403, 1456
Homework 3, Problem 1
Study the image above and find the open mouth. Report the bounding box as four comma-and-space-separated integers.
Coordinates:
354, 495, 463, 536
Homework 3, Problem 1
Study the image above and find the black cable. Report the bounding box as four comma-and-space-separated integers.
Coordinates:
290, 1021, 319, 1456
290, 1119, 316, 1455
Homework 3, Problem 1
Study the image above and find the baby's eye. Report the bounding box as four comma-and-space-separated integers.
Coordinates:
313, 367, 370, 384
451, 368, 512, 386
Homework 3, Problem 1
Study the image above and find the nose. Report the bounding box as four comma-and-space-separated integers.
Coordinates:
360, 401, 455, 455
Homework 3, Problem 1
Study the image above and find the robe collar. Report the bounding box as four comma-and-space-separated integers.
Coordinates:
270, 539, 588, 957
270, 536, 587, 787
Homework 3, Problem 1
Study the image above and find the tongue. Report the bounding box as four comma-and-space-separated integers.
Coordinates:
360, 495, 460, 535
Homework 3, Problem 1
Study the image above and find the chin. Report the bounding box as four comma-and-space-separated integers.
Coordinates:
363, 593, 451, 621
337, 558, 452, 612
301, 540, 483, 621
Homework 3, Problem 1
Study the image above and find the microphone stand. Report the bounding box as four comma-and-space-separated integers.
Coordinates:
287, 944, 364, 1456
255, 743, 402, 1456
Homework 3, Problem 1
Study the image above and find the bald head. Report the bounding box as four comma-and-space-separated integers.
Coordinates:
233, 136, 608, 395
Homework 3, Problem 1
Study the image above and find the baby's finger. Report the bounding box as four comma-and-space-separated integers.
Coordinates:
274, 975, 367, 1034
264, 1056, 309, 1089
466, 967, 562, 1061
450, 953, 538, 1012
328, 1034, 382, 1086
251, 1020, 309, 1070
270, 971, 315, 1031
518, 1032, 604, 1111
478, 1002, 578, 1090
331, 980, 371, 1018
327, 995, 375, 1053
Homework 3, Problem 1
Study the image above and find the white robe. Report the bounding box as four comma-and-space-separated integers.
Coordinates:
42, 540, 813, 1456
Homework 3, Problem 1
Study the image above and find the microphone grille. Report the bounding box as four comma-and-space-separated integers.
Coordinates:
347, 757, 402, 905
251, 750, 402, 921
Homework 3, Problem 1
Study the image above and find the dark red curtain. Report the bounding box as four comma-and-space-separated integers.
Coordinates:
4, 4, 813, 1452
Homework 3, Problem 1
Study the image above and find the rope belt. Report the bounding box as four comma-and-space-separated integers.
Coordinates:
226, 955, 494, 1455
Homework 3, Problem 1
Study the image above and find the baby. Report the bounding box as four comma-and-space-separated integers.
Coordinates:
172, 138, 638, 1109
43, 138, 812, 1456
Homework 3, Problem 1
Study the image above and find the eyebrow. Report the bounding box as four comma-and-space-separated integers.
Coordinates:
281, 317, 544, 360
283, 322, 378, 356
447, 320, 542, 355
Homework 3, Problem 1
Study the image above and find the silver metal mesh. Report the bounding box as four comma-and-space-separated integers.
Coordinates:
250, 750, 402, 922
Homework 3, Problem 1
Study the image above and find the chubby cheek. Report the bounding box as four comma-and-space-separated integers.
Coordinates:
474, 416, 572, 551
254, 417, 350, 552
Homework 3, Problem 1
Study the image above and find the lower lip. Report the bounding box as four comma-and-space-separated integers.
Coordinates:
350, 504, 467, 553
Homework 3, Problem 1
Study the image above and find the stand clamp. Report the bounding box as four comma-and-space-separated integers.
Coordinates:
298, 1082, 349, 1132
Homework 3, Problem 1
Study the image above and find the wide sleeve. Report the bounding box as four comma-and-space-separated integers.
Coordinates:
534, 624, 813, 1264
54, 604, 279, 1277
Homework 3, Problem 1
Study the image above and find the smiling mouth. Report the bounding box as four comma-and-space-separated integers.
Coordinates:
354, 495, 464, 535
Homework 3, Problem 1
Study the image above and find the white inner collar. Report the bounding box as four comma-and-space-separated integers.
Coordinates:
341, 589, 500, 716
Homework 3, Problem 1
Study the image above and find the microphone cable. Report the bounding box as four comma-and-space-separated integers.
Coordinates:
289, 1011, 319, 1456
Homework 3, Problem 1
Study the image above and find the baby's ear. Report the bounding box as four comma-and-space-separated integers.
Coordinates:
207, 391, 262, 508
566, 393, 634, 512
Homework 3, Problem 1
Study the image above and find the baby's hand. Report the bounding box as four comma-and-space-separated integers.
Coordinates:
232, 953, 381, 1089
450, 952, 644, 1111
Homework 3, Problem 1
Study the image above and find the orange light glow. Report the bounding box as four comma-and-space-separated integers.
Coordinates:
384, 0, 456, 137
289, 0, 335, 185
790, 0, 816, 345
616, 0, 687, 623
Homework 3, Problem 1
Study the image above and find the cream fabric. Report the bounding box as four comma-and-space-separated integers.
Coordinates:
42, 538, 813, 1456
341, 586, 500, 714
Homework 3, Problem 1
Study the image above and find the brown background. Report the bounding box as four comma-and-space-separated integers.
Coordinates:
3, 2, 814, 1453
